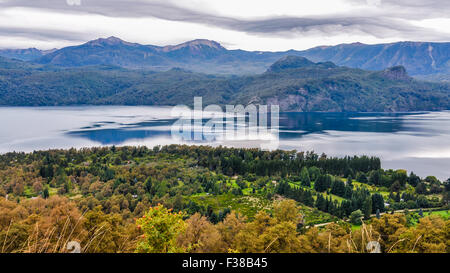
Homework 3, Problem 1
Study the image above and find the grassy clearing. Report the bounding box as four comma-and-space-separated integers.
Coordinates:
404, 209, 449, 226
322, 192, 345, 203
300, 206, 338, 226
351, 224, 362, 231
352, 181, 390, 199
188, 190, 337, 225
188, 193, 272, 219
423, 210, 449, 219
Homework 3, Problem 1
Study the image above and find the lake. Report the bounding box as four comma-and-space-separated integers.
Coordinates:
0, 106, 449, 180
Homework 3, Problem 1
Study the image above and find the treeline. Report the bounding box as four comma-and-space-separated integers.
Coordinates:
159, 145, 381, 177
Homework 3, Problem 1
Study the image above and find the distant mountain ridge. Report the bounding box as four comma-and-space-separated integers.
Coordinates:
0, 48, 56, 61
158, 39, 225, 52
299, 41, 450, 81
0, 37, 449, 80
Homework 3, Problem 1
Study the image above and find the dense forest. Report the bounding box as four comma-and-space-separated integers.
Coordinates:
0, 55, 449, 111
0, 145, 448, 253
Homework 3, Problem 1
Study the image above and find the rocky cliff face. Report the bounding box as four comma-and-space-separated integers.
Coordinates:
382, 66, 410, 81
300, 42, 450, 78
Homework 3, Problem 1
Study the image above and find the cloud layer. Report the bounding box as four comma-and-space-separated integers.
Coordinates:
0, 0, 449, 50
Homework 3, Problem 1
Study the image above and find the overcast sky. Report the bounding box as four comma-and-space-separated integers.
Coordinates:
0, 0, 449, 50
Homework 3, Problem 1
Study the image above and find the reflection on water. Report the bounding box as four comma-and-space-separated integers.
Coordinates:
68, 128, 172, 145
278, 112, 415, 138
0, 106, 449, 180
68, 118, 175, 145
67, 112, 418, 145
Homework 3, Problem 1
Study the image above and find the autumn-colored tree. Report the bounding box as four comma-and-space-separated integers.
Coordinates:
216, 212, 246, 252
22, 196, 87, 253
396, 215, 449, 253
0, 196, 86, 253
82, 206, 136, 253
273, 199, 302, 224
298, 223, 352, 253
371, 214, 408, 252
32, 181, 43, 194
259, 221, 301, 253
177, 213, 224, 253
235, 210, 276, 252
234, 200, 304, 253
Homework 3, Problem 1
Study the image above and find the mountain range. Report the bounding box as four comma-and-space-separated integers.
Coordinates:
0, 37, 449, 81
0, 54, 448, 112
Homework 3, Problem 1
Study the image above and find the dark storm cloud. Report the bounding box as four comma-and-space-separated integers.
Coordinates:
0, 0, 449, 41
226, 16, 440, 39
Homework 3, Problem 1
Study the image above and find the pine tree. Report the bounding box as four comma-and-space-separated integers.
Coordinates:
315, 194, 327, 212
300, 167, 311, 187
371, 193, 385, 213
43, 187, 49, 199
362, 196, 372, 219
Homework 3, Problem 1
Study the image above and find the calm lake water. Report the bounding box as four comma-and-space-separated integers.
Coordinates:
0, 106, 449, 180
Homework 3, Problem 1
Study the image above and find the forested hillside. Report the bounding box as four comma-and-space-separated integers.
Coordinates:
0, 145, 448, 253
0, 56, 449, 111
